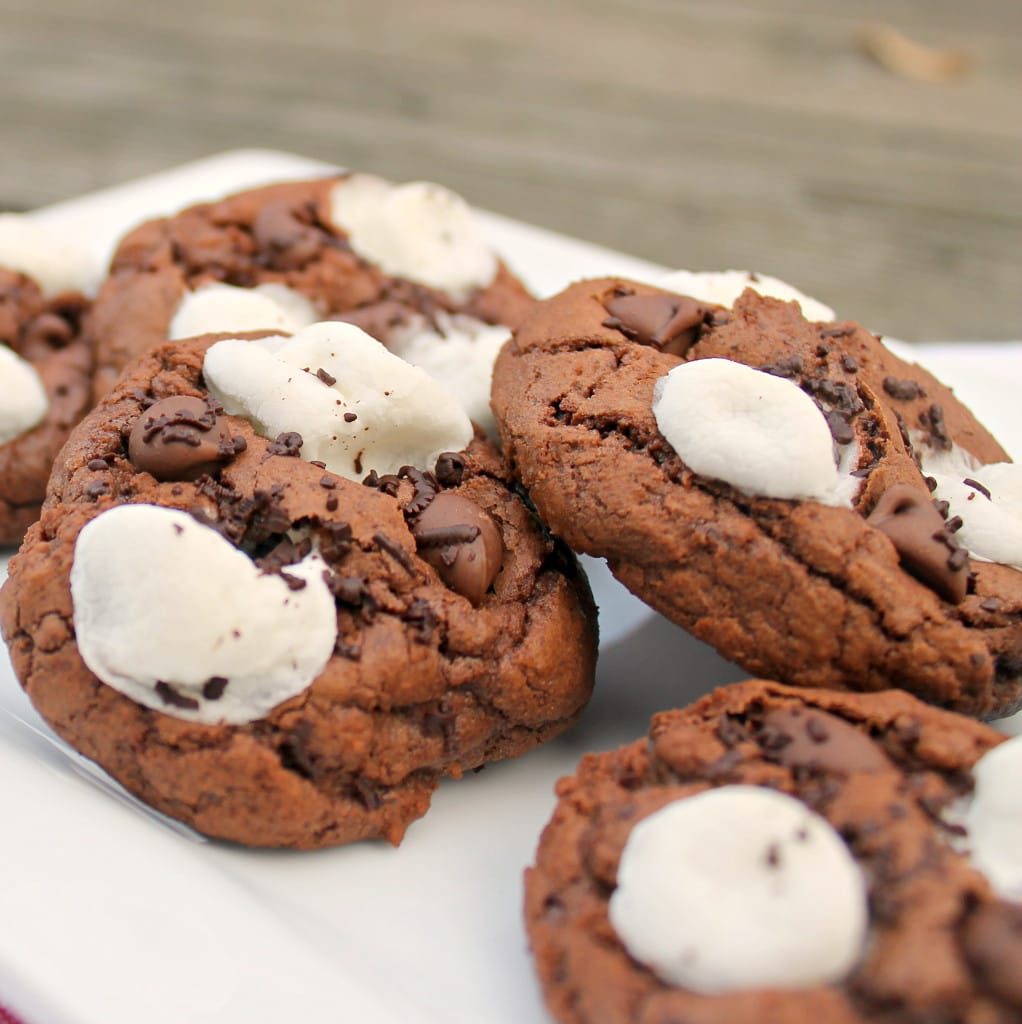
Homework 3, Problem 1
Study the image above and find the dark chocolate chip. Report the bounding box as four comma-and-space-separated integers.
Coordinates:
602, 291, 710, 356
127, 396, 235, 482
759, 706, 892, 775
867, 484, 970, 603
154, 681, 200, 711
202, 677, 229, 700
410, 492, 503, 605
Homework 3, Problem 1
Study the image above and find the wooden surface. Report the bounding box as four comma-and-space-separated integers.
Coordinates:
1, 0, 1020, 340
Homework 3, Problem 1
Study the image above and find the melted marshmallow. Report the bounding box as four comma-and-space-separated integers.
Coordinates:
0, 344, 49, 445
609, 786, 868, 994
0, 213, 99, 296
659, 269, 836, 322
921, 443, 1022, 570
169, 282, 320, 341
653, 358, 854, 505
385, 311, 510, 435
203, 321, 473, 480
71, 505, 337, 725
962, 735, 1022, 901
328, 175, 498, 300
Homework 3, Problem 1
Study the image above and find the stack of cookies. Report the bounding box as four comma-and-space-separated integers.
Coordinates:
1, 171, 1020, 1023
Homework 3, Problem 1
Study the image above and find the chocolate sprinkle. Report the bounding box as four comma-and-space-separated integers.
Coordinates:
963, 477, 992, 500
154, 681, 200, 711
266, 431, 304, 457
316, 367, 337, 386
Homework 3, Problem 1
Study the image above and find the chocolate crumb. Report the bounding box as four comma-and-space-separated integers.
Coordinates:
202, 676, 229, 700
266, 431, 304, 457
316, 367, 337, 386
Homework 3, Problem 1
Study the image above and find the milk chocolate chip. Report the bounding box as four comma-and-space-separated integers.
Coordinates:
760, 706, 892, 775
411, 492, 502, 605
128, 396, 237, 482
867, 483, 970, 604
602, 290, 710, 356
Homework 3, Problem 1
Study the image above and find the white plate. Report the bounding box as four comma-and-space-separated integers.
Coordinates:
1, 151, 1021, 1024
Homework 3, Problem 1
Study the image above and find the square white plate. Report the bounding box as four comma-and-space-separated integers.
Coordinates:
1, 151, 1020, 1024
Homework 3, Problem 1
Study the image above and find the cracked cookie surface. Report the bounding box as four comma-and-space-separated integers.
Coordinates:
525, 680, 1020, 1024
0, 333, 597, 849
492, 279, 1022, 717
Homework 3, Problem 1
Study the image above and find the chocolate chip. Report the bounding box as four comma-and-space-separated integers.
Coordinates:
759, 355, 804, 379
343, 412, 358, 423
434, 452, 466, 488
980, 598, 1002, 612
867, 484, 970, 603
841, 354, 859, 373
759, 707, 891, 775
883, 376, 923, 401
315, 367, 337, 386
127, 396, 236, 482
325, 493, 339, 511
601, 291, 710, 356
85, 480, 110, 499
410, 492, 503, 605
87, 458, 109, 471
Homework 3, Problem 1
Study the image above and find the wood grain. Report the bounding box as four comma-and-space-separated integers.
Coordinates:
1, 0, 1019, 339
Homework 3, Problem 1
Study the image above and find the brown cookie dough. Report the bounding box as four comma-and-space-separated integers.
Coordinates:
492, 279, 1022, 717
0, 268, 92, 546
0, 333, 597, 849
525, 679, 1019, 1024
90, 176, 535, 397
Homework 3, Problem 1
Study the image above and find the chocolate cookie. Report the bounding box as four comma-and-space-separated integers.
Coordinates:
0, 324, 597, 849
90, 175, 535, 404
492, 278, 1022, 717
525, 679, 1022, 1024
0, 223, 94, 545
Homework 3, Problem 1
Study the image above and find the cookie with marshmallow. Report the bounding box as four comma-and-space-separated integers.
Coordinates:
0, 326, 597, 848
89, 175, 535, 407
525, 679, 1022, 1024
492, 277, 1022, 717
0, 214, 97, 545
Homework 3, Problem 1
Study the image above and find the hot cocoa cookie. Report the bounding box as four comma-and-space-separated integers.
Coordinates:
89, 175, 535, 405
0, 216, 96, 545
492, 278, 1022, 717
525, 679, 1022, 1024
0, 323, 597, 849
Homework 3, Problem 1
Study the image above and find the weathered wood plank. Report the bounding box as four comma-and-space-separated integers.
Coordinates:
0, 0, 1018, 338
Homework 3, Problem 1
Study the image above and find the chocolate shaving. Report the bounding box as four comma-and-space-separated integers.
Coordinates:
434, 452, 466, 488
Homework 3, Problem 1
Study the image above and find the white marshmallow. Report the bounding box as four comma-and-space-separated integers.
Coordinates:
921, 443, 1022, 571
203, 321, 474, 481
385, 311, 510, 435
963, 735, 1022, 900
0, 343, 49, 445
652, 358, 848, 504
168, 282, 320, 341
608, 786, 868, 994
659, 269, 836, 323
328, 175, 498, 300
0, 213, 99, 297
71, 505, 337, 725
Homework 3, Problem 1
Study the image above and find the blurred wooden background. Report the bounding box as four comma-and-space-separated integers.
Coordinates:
1, 0, 1019, 340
